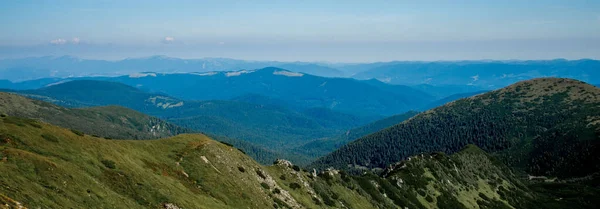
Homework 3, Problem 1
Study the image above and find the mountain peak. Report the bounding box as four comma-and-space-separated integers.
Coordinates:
482, 77, 600, 105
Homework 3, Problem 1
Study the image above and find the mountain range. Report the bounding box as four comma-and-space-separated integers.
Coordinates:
2, 56, 599, 91
4, 67, 436, 117
0, 56, 344, 81
351, 59, 600, 87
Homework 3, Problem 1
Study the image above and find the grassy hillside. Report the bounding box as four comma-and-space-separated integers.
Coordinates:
0, 116, 287, 208
1, 115, 583, 208
312, 78, 600, 181
0, 92, 188, 140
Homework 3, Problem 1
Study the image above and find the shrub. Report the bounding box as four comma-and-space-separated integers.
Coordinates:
312, 197, 322, 205
71, 129, 85, 136
273, 188, 281, 194
238, 166, 246, 172
28, 121, 42, 128
101, 159, 116, 169
260, 182, 270, 189
220, 141, 234, 147
426, 195, 434, 203
273, 197, 291, 208
279, 175, 286, 180
41, 134, 59, 142
331, 192, 339, 200
323, 195, 336, 207
0, 113, 7, 117
292, 165, 300, 171
289, 182, 301, 190
256, 169, 267, 179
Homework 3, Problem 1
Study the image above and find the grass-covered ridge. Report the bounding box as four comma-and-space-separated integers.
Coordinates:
0, 92, 189, 140
0, 116, 296, 208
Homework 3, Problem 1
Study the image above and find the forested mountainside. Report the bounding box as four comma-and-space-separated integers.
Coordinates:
2, 116, 593, 208
0, 92, 188, 139
295, 111, 419, 158
312, 78, 600, 181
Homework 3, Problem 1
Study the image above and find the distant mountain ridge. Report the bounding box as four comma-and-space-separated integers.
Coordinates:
0, 55, 346, 81
3, 56, 599, 89
26, 68, 432, 116
351, 59, 600, 87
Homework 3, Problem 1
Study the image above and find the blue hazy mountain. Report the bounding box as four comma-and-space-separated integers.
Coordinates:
275, 63, 345, 77
0, 56, 346, 81
83, 67, 434, 116
351, 59, 600, 88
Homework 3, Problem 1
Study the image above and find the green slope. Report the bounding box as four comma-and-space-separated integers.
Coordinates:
2, 115, 583, 208
0, 92, 188, 140
312, 78, 600, 180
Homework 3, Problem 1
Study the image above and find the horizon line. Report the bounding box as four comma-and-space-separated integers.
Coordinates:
1, 54, 598, 64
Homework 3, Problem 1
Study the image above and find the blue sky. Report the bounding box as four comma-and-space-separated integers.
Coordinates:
0, 0, 599, 62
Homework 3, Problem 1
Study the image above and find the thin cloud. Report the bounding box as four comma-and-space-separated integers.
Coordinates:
162, 36, 175, 44
71, 37, 81, 44
50, 38, 67, 45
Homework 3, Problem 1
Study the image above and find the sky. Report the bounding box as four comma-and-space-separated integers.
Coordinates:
0, 0, 599, 62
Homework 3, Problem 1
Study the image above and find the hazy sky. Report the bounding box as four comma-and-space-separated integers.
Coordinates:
1, 0, 599, 62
